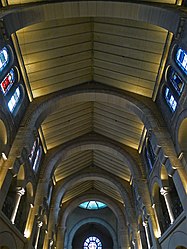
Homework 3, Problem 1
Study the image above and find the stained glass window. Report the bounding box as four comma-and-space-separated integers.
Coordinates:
8, 86, 21, 113
84, 237, 102, 249
29, 138, 42, 171
1, 68, 16, 95
164, 87, 177, 112
0, 47, 9, 72
167, 67, 184, 95
79, 201, 107, 210
176, 48, 187, 75
145, 139, 156, 174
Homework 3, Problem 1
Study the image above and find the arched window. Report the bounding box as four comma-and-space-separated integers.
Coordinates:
164, 86, 177, 112
29, 138, 42, 172
7, 86, 22, 113
79, 201, 107, 210
1, 68, 17, 96
175, 47, 187, 75
0, 47, 10, 72
167, 67, 184, 96
84, 236, 102, 249
145, 138, 156, 174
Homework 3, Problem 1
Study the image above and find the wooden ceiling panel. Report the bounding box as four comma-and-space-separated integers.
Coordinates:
54, 151, 93, 182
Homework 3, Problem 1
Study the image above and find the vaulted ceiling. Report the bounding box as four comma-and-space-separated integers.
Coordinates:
13, 1, 174, 207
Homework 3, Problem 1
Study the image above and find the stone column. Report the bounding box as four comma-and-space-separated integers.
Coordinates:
143, 220, 151, 249
56, 226, 66, 249
34, 220, 43, 249
10, 187, 25, 224
137, 230, 143, 249
160, 187, 175, 224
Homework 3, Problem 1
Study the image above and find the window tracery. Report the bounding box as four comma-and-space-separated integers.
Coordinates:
83, 236, 102, 249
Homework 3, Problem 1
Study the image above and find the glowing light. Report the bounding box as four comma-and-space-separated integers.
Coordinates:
1, 152, 7, 160
79, 201, 107, 210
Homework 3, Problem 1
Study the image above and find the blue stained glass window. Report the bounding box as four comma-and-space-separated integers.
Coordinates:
84, 237, 102, 249
168, 67, 184, 96
176, 48, 187, 75
79, 201, 107, 210
0, 47, 9, 72
164, 87, 177, 112
8, 86, 21, 113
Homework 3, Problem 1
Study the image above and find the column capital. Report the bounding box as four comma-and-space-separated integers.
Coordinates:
160, 187, 170, 196
49, 239, 54, 246
16, 187, 25, 196
142, 220, 148, 228
37, 220, 43, 228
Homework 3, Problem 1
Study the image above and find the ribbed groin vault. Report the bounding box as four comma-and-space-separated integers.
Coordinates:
1, 1, 187, 249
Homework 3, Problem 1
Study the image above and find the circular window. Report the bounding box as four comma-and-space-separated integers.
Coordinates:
79, 201, 107, 210
83, 236, 102, 249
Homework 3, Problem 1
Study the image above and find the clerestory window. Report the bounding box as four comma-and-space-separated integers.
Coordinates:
8, 86, 21, 113
145, 138, 156, 174
79, 201, 107, 210
175, 47, 187, 75
29, 137, 42, 172
167, 66, 184, 96
0, 47, 10, 72
1, 68, 17, 95
164, 86, 177, 113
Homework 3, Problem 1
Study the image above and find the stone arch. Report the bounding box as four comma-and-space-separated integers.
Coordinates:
0, 231, 17, 249
7, 86, 181, 189
150, 175, 162, 195
174, 109, 187, 158
41, 133, 142, 181
176, 113, 187, 166
0, 119, 7, 153
17, 164, 25, 181
66, 218, 118, 249
178, 118, 187, 152
160, 164, 169, 186
46, 171, 132, 247
168, 231, 187, 249
2, 1, 180, 35
59, 194, 126, 230
137, 215, 148, 249
26, 181, 34, 202
52, 169, 133, 219
0, 110, 12, 155
151, 182, 169, 235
